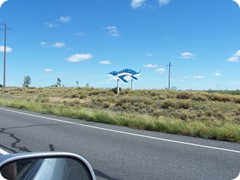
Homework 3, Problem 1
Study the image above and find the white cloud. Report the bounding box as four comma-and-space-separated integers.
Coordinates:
45, 16, 71, 28
193, 75, 206, 79
45, 69, 53, 73
156, 67, 166, 73
214, 70, 221, 77
180, 52, 195, 59
76, 32, 85, 37
67, 53, 93, 62
57, 16, 71, 23
162, 36, 170, 40
146, 53, 153, 57
40, 42, 66, 48
40, 42, 47, 47
131, 0, 146, 9
144, 64, 158, 68
233, 50, 240, 57
159, 0, 170, 6
105, 26, 120, 37
227, 50, 240, 62
53, 42, 66, 48
227, 56, 239, 62
0, 46, 12, 53
99, 60, 111, 65
131, 0, 170, 9
45, 22, 57, 28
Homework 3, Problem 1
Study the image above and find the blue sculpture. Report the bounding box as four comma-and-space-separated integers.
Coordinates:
107, 69, 141, 83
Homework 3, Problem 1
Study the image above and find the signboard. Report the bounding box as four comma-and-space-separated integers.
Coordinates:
107, 69, 141, 83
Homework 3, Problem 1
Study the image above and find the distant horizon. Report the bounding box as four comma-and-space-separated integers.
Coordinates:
2, 84, 240, 92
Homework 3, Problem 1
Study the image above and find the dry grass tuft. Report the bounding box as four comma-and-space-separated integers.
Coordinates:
0, 87, 239, 142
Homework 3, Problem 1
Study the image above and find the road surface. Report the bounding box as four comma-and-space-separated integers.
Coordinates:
0, 107, 239, 180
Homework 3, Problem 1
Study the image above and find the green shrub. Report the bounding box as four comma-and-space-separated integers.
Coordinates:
176, 92, 191, 99
111, 87, 122, 94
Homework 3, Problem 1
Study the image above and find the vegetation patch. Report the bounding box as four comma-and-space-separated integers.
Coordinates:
0, 87, 239, 142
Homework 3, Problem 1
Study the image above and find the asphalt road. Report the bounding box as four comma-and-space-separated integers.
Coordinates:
0, 106, 239, 180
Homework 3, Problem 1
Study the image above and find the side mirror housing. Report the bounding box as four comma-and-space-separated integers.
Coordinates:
0, 152, 96, 180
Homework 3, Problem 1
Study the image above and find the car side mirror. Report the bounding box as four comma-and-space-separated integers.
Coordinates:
0, 152, 96, 180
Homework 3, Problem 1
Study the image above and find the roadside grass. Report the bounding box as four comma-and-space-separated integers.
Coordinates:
0, 87, 240, 142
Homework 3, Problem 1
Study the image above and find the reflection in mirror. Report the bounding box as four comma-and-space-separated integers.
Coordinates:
0, 157, 92, 180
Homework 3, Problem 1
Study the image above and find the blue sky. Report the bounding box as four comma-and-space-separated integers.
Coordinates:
0, 0, 240, 90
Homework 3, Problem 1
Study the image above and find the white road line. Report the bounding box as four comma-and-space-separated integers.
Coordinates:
0, 148, 9, 155
0, 107, 240, 154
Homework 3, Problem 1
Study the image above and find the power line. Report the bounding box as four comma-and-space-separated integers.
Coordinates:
8, 0, 128, 31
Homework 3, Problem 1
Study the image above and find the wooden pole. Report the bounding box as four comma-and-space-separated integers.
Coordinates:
117, 79, 119, 95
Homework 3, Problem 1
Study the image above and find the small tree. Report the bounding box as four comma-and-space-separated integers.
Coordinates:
23, 76, 31, 87
85, 82, 89, 88
56, 78, 61, 87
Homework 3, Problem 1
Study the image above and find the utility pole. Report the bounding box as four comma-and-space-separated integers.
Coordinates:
167, 62, 173, 89
117, 79, 120, 95
131, 79, 133, 90
0, 0, 9, 87
3, 22, 6, 87
1, 22, 10, 87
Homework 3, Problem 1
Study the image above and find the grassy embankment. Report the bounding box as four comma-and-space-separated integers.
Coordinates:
0, 87, 239, 142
